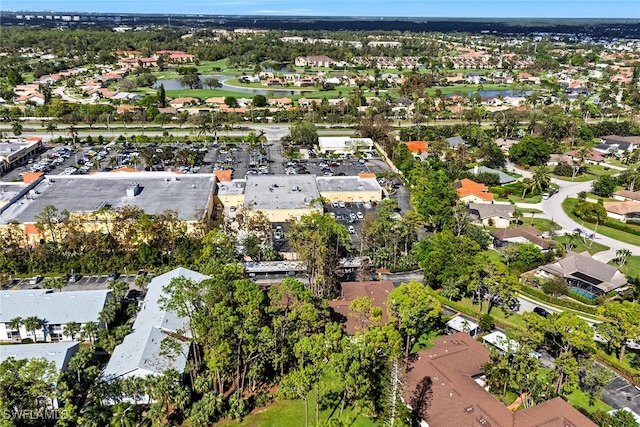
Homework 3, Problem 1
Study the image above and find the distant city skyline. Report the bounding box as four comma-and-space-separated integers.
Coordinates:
2, 0, 640, 19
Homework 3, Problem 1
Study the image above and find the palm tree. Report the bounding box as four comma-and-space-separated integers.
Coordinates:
23, 316, 43, 342
7, 317, 22, 339
46, 122, 57, 138
110, 403, 138, 427
80, 403, 112, 427
532, 166, 551, 195
521, 178, 534, 200
616, 249, 632, 266
63, 321, 81, 341
44, 276, 65, 292
99, 301, 117, 331
81, 322, 99, 349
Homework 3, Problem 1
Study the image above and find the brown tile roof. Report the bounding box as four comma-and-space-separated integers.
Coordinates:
614, 189, 640, 202
604, 201, 640, 215
404, 333, 597, 427
489, 226, 556, 250
328, 281, 394, 335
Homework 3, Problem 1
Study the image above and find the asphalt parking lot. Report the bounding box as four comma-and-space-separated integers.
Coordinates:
3, 274, 136, 291
324, 201, 374, 246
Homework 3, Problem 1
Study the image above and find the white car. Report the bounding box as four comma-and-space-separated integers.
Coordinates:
348, 225, 356, 234
338, 201, 346, 208
356, 211, 364, 220
332, 201, 339, 208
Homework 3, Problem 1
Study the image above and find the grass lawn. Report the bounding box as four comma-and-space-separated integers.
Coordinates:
481, 249, 504, 263
553, 164, 619, 182
609, 256, 640, 278
495, 193, 542, 204
218, 368, 378, 427
152, 70, 182, 79
455, 297, 527, 329
517, 208, 544, 214
566, 389, 612, 415
554, 235, 610, 255
563, 198, 640, 247
424, 83, 535, 96
515, 218, 561, 233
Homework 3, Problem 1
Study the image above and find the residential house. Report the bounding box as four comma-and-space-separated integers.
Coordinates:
455, 179, 494, 204
468, 166, 516, 185
329, 281, 394, 335
482, 331, 520, 354
538, 251, 627, 297
599, 135, 640, 153
495, 138, 520, 152
0, 289, 112, 342
15, 93, 45, 105
0, 342, 80, 408
403, 141, 429, 161
489, 226, 557, 251
0, 341, 79, 372
566, 149, 605, 164
613, 189, 640, 202
102, 268, 208, 383
168, 97, 200, 109
403, 332, 596, 427
294, 55, 335, 68
468, 202, 514, 228
603, 201, 640, 222
446, 136, 467, 149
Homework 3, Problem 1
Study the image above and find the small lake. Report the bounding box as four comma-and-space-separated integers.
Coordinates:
153, 75, 303, 97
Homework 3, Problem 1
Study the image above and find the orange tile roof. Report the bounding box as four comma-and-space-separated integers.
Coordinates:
22, 171, 44, 184
358, 172, 376, 179
215, 170, 232, 182
404, 141, 429, 153
455, 178, 494, 202
25, 136, 43, 143
24, 223, 43, 236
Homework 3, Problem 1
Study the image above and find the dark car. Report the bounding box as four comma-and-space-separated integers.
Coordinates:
533, 306, 550, 317
107, 271, 119, 282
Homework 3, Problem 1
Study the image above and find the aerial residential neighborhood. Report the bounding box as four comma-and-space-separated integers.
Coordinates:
1, 8, 640, 427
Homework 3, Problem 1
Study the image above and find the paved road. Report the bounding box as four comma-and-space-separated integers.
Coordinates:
541, 178, 640, 259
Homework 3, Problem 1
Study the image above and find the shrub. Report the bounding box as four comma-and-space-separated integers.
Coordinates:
479, 314, 495, 331
573, 201, 608, 224
553, 163, 574, 177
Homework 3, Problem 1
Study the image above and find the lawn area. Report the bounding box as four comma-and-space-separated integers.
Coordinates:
424, 83, 535, 96
566, 389, 612, 415
481, 249, 504, 263
196, 59, 230, 74
515, 217, 561, 233
494, 192, 542, 204
563, 198, 640, 246
152, 70, 182, 79
455, 297, 527, 329
411, 330, 442, 353
517, 207, 543, 214
609, 256, 640, 278
554, 235, 610, 255
553, 164, 619, 182
216, 397, 377, 427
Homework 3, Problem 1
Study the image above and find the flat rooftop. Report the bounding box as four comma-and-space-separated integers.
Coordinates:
316, 176, 381, 192
244, 174, 320, 211
217, 179, 246, 196
0, 139, 40, 157
0, 172, 217, 224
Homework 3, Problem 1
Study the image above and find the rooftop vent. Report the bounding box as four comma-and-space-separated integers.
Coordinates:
126, 183, 140, 197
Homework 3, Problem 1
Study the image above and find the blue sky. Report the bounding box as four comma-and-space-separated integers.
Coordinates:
2, 0, 639, 19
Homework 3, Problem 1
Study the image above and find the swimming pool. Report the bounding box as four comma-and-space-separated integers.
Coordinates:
569, 287, 596, 300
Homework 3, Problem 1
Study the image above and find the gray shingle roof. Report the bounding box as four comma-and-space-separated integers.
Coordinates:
468, 202, 514, 220
468, 166, 516, 185
0, 342, 79, 371
102, 267, 208, 380
0, 289, 112, 324
540, 252, 627, 292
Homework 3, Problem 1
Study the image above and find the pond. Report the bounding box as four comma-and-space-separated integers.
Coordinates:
153, 75, 303, 97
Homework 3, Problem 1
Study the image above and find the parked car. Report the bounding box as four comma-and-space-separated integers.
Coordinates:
29, 276, 43, 285
348, 225, 356, 234
68, 274, 81, 283
533, 306, 550, 317
338, 201, 346, 208
356, 211, 364, 220
274, 226, 284, 240
542, 192, 550, 200
107, 271, 119, 282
